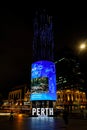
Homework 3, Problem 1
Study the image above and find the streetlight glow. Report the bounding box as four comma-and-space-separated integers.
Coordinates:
76, 40, 87, 55
80, 43, 86, 50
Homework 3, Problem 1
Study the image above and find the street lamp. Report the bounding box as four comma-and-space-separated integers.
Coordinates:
79, 43, 86, 50
77, 41, 87, 55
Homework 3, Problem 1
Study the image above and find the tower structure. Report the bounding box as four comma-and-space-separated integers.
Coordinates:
32, 10, 54, 62
31, 10, 56, 114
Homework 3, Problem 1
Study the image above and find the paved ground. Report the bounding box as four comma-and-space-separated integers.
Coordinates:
0, 116, 87, 130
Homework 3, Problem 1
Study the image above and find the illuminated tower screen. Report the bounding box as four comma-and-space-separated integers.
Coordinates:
30, 60, 57, 101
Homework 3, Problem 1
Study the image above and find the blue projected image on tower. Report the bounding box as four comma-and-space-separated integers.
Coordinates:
31, 77, 48, 93
30, 60, 57, 101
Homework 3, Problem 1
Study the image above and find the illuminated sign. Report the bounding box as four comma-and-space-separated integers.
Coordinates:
32, 108, 53, 116
30, 60, 56, 101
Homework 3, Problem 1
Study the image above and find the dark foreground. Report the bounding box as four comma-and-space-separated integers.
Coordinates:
0, 116, 87, 130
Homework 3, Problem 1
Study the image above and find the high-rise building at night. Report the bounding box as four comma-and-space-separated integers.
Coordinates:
56, 57, 85, 91
31, 9, 56, 112
32, 10, 54, 62
55, 51, 86, 111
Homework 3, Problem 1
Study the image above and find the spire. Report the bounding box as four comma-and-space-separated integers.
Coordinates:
32, 9, 54, 62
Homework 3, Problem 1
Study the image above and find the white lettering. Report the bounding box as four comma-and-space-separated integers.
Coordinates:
32, 108, 36, 115
37, 108, 40, 116
49, 108, 53, 115
41, 108, 45, 116
32, 108, 54, 116
45, 108, 49, 115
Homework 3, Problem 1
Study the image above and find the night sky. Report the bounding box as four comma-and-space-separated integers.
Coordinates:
0, 4, 87, 96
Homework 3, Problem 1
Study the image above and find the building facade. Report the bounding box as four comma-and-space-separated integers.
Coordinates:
56, 90, 86, 111
2, 84, 31, 113
55, 53, 87, 111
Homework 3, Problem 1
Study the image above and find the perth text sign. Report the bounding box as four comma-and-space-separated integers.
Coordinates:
32, 108, 53, 116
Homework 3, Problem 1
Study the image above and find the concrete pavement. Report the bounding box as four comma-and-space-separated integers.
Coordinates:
0, 116, 87, 130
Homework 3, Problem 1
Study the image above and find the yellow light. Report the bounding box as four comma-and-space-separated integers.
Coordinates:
67, 96, 70, 101
72, 96, 73, 101
57, 91, 61, 93
18, 114, 23, 118
83, 92, 85, 95
0, 113, 10, 116
80, 43, 86, 50
15, 103, 18, 106
66, 90, 71, 92
20, 103, 22, 105
75, 90, 79, 93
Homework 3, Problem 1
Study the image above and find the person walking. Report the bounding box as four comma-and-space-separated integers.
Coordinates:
80, 109, 83, 119
83, 108, 87, 119
9, 110, 14, 121
62, 108, 69, 129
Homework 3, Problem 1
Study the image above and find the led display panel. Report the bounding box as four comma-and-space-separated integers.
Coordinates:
30, 60, 56, 101
31, 77, 48, 93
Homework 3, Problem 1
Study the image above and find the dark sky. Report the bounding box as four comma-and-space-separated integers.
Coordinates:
0, 4, 87, 95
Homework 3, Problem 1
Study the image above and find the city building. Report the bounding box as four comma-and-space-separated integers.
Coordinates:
55, 52, 87, 111
8, 84, 28, 103
2, 84, 31, 114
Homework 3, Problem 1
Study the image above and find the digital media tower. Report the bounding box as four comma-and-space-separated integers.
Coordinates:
30, 9, 56, 112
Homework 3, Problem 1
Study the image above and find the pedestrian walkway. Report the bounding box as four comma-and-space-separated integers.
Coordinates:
0, 116, 87, 130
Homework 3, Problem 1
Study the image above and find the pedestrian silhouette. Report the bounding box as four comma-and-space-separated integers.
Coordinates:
83, 108, 87, 119
80, 109, 83, 119
9, 110, 14, 121
62, 108, 69, 128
